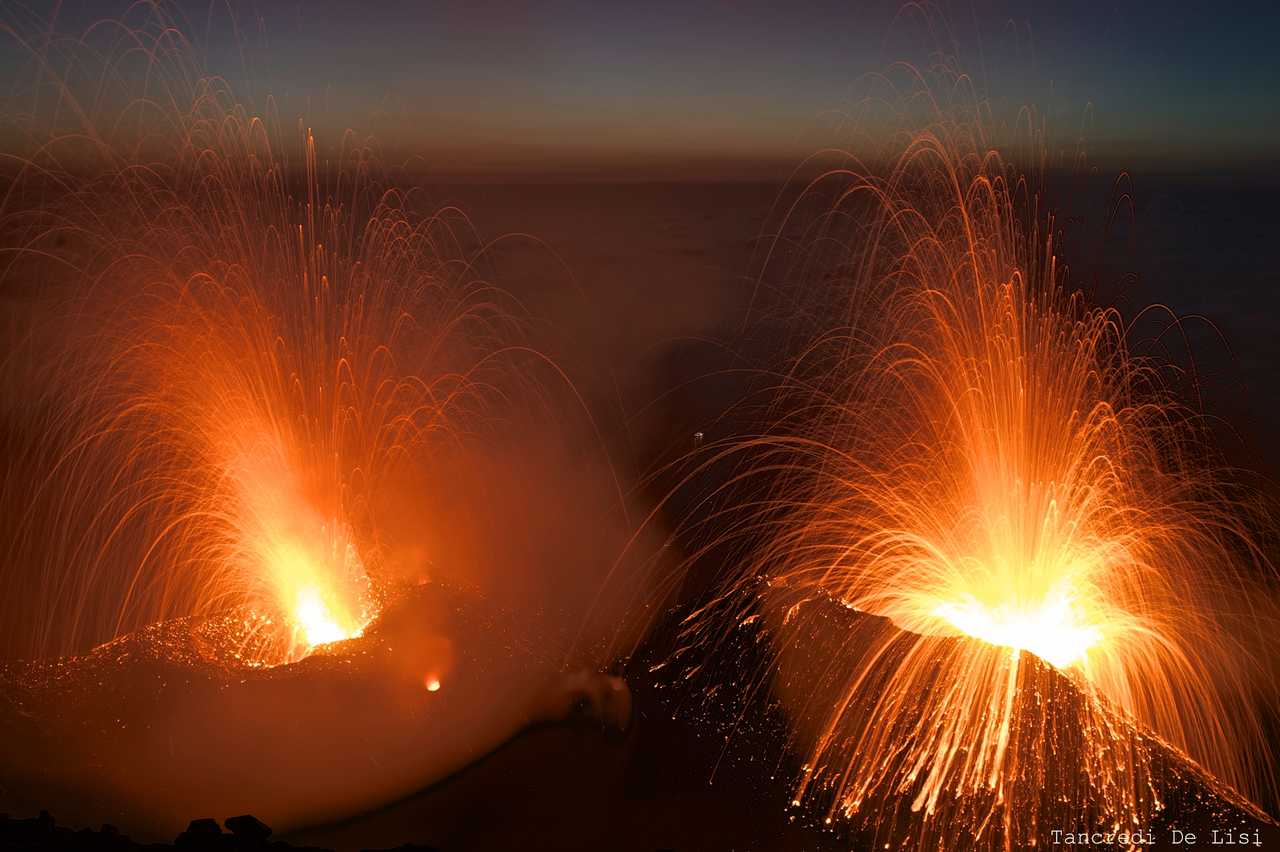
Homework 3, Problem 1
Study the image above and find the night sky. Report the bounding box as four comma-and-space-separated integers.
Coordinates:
20, 0, 1280, 179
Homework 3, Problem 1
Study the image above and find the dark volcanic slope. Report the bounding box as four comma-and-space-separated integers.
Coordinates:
755, 594, 1276, 850
2, 597, 1276, 851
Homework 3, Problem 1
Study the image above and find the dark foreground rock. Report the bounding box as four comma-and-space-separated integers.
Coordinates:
0, 811, 437, 851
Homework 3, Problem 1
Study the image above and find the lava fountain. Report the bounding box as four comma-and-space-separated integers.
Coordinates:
0, 7, 530, 665
0, 7, 644, 833
670, 62, 1279, 849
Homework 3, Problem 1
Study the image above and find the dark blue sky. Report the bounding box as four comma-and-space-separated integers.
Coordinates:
25, 1, 1280, 178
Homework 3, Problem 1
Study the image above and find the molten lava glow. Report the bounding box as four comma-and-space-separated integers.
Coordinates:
931, 590, 1102, 669
293, 587, 362, 648
228, 445, 375, 661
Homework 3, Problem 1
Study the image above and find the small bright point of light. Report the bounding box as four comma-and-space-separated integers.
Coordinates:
931, 591, 1102, 669
425, 676, 441, 692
